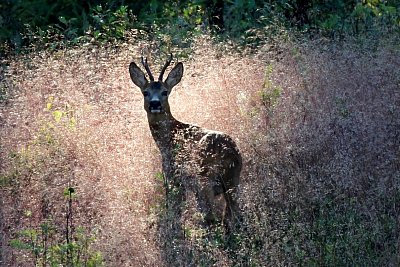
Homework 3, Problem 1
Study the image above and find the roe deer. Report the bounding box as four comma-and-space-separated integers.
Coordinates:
129, 55, 242, 228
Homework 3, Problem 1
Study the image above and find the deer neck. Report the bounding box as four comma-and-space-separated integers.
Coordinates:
147, 112, 179, 150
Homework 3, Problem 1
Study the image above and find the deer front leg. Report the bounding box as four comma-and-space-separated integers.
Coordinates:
161, 154, 172, 199
221, 160, 241, 229
161, 149, 184, 203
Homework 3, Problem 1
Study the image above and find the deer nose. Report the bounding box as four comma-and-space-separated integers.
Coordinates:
150, 100, 161, 107
149, 100, 162, 113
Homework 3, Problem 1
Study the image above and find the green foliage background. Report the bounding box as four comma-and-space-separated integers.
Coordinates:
1, 0, 399, 51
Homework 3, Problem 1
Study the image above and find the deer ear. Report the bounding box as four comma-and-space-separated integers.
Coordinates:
129, 62, 148, 89
165, 62, 183, 89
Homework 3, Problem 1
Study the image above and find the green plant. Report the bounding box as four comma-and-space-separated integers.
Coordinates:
0, 1, 137, 51
10, 188, 104, 266
46, 96, 77, 129
260, 64, 282, 110
87, 5, 134, 43
224, 0, 259, 37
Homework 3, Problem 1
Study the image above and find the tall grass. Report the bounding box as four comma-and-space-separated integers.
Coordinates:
1, 35, 399, 266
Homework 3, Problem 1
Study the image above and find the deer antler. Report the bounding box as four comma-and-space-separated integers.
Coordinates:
141, 56, 154, 81
158, 54, 173, 82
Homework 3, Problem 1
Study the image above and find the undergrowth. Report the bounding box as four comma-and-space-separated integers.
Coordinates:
1, 29, 399, 266
10, 188, 103, 266
1, 1, 399, 56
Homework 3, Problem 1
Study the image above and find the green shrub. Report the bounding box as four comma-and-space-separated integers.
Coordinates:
10, 188, 104, 267
1, 0, 399, 52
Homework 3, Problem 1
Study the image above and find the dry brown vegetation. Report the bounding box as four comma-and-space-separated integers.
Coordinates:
1, 36, 399, 266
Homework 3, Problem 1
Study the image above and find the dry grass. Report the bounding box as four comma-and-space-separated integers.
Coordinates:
1, 35, 399, 266
238, 38, 400, 265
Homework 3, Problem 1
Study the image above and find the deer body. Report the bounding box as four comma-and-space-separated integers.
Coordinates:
129, 55, 242, 226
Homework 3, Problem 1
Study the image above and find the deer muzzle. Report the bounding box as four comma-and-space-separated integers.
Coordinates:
149, 100, 162, 113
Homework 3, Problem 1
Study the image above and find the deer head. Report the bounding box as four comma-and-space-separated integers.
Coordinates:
129, 54, 183, 115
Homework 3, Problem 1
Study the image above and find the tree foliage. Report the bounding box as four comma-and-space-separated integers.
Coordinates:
0, 0, 399, 50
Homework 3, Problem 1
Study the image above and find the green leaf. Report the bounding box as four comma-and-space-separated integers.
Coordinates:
59, 16, 68, 25
53, 110, 63, 122
64, 187, 76, 197
155, 172, 164, 182
24, 210, 32, 217
69, 117, 76, 128
10, 239, 31, 250
20, 229, 38, 239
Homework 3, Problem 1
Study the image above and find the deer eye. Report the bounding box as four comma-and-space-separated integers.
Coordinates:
161, 91, 168, 96
143, 91, 149, 97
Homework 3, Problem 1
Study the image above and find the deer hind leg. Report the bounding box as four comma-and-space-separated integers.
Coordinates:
201, 189, 217, 225
222, 189, 238, 230
195, 177, 220, 225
